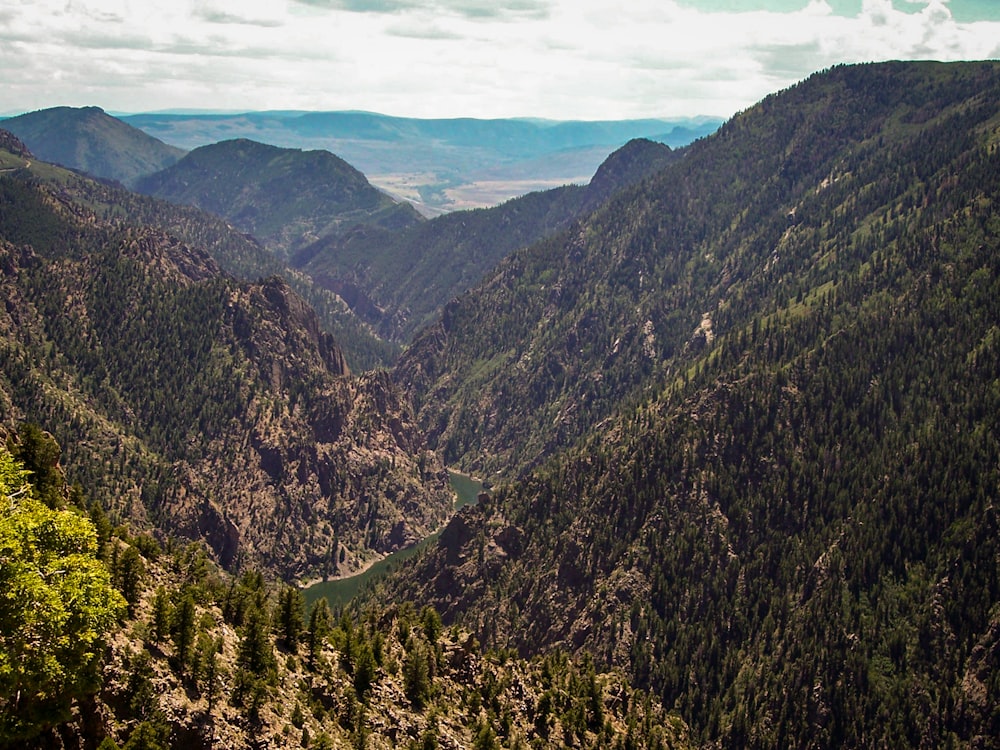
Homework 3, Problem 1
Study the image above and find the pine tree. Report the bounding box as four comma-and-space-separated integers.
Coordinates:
275, 586, 305, 654
171, 592, 196, 672
403, 642, 431, 710
307, 598, 332, 671
148, 586, 171, 644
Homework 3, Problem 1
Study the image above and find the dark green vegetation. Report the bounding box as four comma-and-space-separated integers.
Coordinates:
0, 132, 396, 370
380, 61, 1000, 747
2, 106, 185, 188
3, 60, 1000, 748
0, 149, 452, 580
136, 138, 422, 259
296, 138, 678, 341
1, 440, 687, 749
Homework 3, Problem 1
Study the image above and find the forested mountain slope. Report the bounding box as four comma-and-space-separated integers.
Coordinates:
382, 61, 1000, 747
1, 443, 689, 749
396, 60, 1000, 479
136, 138, 423, 259
0, 134, 397, 369
0, 142, 452, 579
2, 105, 185, 187
296, 138, 677, 342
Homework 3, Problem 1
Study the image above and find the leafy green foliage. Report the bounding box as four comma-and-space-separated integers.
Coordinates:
0, 448, 125, 744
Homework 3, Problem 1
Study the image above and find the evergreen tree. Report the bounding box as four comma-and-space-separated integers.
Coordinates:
403, 642, 431, 710
307, 598, 332, 670
116, 546, 145, 618
148, 586, 171, 644
275, 585, 305, 654
170, 591, 197, 671
237, 598, 275, 678
353, 640, 377, 702
7, 423, 64, 508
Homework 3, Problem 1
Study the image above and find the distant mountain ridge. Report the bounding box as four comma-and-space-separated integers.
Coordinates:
295, 138, 679, 341
135, 138, 423, 259
122, 109, 722, 210
2, 105, 185, 187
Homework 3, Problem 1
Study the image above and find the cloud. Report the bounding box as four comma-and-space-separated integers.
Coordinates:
193, 0, 286, 28
195, 10, 285, 28
292, 0, 551, 20
2, 0, 1000, 120
386, 21, 464, 39
294, 0, 415, 12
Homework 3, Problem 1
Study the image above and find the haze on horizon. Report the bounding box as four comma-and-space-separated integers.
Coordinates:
3, 0, 999, 122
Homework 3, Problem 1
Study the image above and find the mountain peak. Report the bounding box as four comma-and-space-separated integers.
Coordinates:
136, 137, 423, 258
2, 105, 185, 187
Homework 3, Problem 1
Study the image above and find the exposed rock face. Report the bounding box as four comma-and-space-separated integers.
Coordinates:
0, 154, 452, 580
380, 61, 1000, 748
0, 129, 32, 159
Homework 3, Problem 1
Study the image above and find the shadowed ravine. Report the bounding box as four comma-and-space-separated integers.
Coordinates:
303, 470, 484, 610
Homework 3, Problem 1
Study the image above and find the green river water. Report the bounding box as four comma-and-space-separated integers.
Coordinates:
302, 471, 483, 611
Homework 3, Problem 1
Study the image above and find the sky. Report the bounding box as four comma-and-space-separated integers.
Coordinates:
2, 0, 999, 121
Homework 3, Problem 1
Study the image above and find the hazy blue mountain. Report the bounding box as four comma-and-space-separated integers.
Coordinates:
122, 110, 722, 211
135, 138, 423, 258
3, 105, 185, 187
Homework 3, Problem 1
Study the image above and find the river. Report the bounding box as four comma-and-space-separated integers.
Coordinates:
302, 470, 484, 611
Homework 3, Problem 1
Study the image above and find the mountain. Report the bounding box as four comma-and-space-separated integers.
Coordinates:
1, 105, 185, 187
0, 129, 398, 370
123, 110, 722, 210
0, 135, 451, 579
135, 138, 423, 259
580, 137, 676, 211
1, 443, 689, 748
295, 138, 678, 342
378, 61, 1000, 747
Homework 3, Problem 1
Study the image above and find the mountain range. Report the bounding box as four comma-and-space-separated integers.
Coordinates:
134, 138, 423, 259
294, 138, 679, 341
0, 141, 451, 581
119, 109, 722, 212
1, 105, 185, 187
2, 60, 999, 748
381, 60, 1000, 747
3, 106, 692, 351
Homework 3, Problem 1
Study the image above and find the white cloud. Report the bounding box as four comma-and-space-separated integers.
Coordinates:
2, 0, 999, 119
